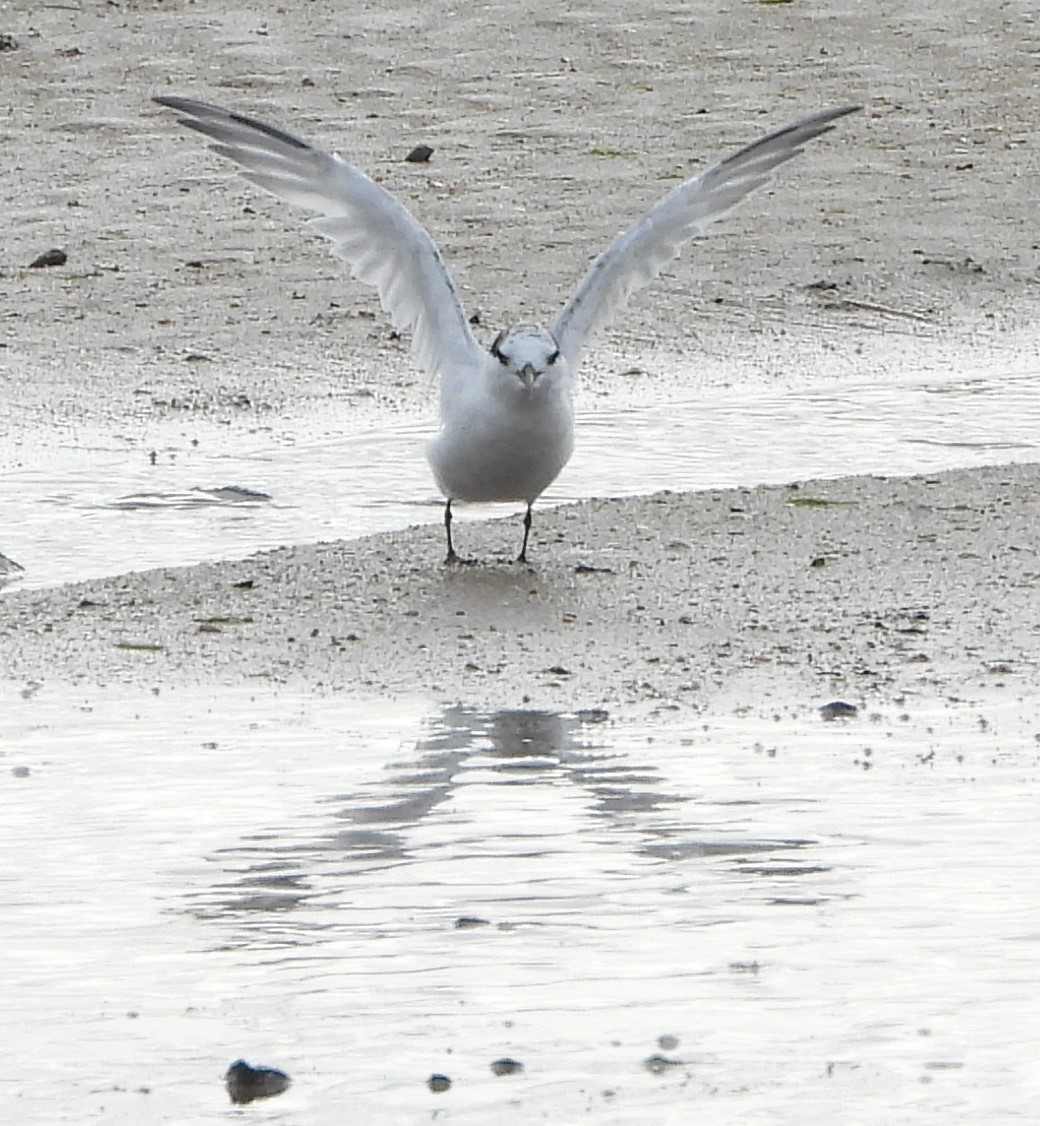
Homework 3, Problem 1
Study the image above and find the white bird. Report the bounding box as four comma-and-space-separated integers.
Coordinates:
153, 96, 860, 563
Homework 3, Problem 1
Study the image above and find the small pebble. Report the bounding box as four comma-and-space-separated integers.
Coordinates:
427, 1073, 452, 1093
643, 1053, 683, 1074
404, 143, 434, 163
28, 248, 67, 269
224, 1059, 291, 1105
819, 700, 858, 721
490, 1057, 523, 1076
455, 915, 490, 929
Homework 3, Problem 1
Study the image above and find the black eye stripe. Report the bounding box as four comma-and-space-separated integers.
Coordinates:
489, 332, 560, 367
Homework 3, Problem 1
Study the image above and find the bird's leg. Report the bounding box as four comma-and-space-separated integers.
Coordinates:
443, 498, 458, 563
517, 503, 533, 564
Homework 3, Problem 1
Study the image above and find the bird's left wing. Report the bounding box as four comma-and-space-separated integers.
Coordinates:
153, 96, 484, 381
551, 105, 861, 367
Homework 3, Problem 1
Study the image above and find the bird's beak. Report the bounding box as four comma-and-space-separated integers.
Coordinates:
519, 363, 538, 388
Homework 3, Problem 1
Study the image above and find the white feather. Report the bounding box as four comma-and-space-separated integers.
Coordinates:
153, 96, 485, 394
551, 105, 861, 366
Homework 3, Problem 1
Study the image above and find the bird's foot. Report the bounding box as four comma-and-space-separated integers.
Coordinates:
444, 550, 478, 567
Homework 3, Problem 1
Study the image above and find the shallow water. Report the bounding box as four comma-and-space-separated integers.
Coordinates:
4, 369, 1039, 590
4, 682, 1038, 1122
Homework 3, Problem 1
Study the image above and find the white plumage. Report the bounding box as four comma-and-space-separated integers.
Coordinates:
154, 96, 860, 562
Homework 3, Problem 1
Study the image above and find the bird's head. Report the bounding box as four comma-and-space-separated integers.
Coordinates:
489, 323, 567, 390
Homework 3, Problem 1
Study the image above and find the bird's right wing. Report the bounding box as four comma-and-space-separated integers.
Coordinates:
551, 105, 861, 367
153, 96, 485, 383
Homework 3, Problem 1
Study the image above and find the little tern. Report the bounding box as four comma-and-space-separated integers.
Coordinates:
153, 96, 860, 563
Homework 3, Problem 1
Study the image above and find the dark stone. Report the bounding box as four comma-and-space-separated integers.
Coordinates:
643, 1053, 684, 1074
819, 700, 858, 721
225, 1059, 291, 1105
28, 248, 67, 269
454, 915, 490, 929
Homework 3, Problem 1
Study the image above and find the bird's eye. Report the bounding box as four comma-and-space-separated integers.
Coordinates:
547, 350, 560, 365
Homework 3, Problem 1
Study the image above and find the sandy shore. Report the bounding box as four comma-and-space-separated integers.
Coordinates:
3, 463, 1039, 713
2, 0, 1038, 708
4, 0, 1039, 430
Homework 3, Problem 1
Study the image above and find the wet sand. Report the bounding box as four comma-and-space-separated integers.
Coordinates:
2, 0, 1039, 708
4, 8, 1040, 1121
3, 462, 1040, 714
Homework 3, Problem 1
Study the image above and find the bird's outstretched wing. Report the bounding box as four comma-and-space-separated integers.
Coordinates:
551, 105, 861, 366
153, 96, 484, 383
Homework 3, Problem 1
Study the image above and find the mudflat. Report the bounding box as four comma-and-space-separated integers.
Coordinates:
2, 0, 1038, 709
3, 463, 1039, 714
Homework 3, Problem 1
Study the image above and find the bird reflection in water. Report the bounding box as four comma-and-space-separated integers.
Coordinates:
193, 705, 687, 923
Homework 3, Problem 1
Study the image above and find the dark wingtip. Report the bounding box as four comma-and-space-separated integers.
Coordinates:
152, 94, 193, 111
151, 95, 313, 152
151, 95, 312, 152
